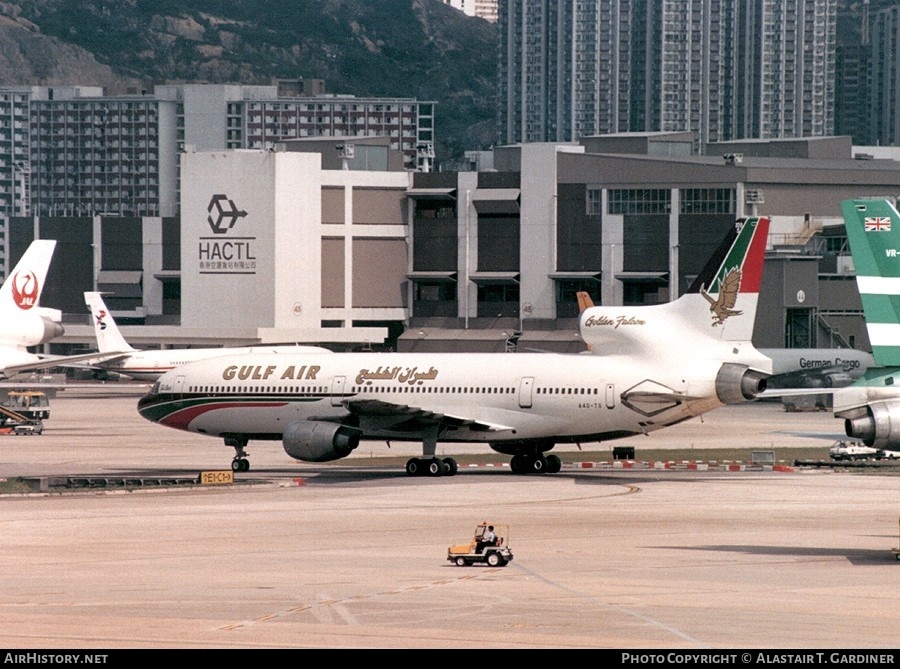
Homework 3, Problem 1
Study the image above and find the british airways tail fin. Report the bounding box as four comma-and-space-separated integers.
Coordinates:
841, 198, 900, 367
84, 292, 137, 354
0, 240, 57, 317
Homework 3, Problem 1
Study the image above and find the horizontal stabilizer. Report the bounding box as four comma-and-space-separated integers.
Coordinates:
757, 388, 836, 399
621, 391, 705, 404
1, 350, 133, 379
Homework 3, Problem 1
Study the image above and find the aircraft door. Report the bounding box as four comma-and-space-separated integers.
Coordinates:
518, 377, 534, 409
331, 375, 346, 406
173, 375, 186, 397
605, 383, 616, 409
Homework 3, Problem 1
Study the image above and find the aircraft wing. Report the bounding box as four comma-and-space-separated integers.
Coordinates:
344, 398, 515, 433
0, 350, 132, 379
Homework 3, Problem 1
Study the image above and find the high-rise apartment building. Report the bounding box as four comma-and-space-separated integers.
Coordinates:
498, 0, 836, 148
0, 83, 436, 221
442, 0, 499, 22
868, 5, 900, 147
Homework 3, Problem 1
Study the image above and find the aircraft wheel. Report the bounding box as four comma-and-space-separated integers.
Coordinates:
510, 454, 525, 474
405, 458, 421, 476
546, 454, 562, 473
442, 457, 458, 476
231, 459, 242, 473
531, 456, 547, 474
427, 458, 443, 476
455, 556, 467, 566
487, 552, 502, 567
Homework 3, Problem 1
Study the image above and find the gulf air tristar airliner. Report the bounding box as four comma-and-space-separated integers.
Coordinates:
832, 198, 900, 451
0, 240, 126, 380
83, 292, 332, 382
138, 216, 773, 476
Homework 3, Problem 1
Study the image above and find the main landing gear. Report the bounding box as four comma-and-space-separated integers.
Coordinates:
509, 453, 562, 475
405, 457, 459, 477
404, 425, 458, 477
226, 436, 250, 472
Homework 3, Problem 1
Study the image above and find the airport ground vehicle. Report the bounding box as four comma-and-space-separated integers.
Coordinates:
447, 523, 513, 567
893, 517, 900, 561
0, 391, 50, 420
0, 404, 44, 435
829, 440, 881, 461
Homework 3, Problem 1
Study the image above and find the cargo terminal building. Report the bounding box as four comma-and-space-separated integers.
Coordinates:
9, 134, 900, 357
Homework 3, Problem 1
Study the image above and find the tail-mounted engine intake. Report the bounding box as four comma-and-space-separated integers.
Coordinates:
843, 401, 900, 449
715, 363, 768, 404
38, 316, 64, 344
283, 420, 360, 463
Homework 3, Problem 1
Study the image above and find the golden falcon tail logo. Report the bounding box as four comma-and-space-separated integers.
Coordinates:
700, 267, 742, 326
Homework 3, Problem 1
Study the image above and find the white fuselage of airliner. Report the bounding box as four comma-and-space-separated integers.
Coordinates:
139, 348, 750, 445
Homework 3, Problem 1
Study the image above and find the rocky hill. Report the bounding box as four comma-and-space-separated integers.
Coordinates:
0, 0, 498, 162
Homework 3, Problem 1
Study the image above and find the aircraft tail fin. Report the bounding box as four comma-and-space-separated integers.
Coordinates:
84, 292, 136, 354
575, 292, 595, 351
841, 198, 900, 367
576, 291, 595, 312
0, 240, 57, 316
679, 216, 770, 342
579, 216, 769, 355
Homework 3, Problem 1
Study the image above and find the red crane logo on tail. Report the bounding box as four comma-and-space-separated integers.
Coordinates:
10, 271, 39, 310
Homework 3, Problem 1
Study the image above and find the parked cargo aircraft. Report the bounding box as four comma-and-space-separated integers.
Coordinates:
833, 198, 900, 450
0, 241, 123, 380
83, 292, 331, 382
758, 347, 873, 389
138, 216, 773, 475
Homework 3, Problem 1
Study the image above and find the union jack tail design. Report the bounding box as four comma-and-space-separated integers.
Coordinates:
842, 199, 900, 366
864, 216, 891, 232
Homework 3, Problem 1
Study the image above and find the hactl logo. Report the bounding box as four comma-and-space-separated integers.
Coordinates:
207, 194, 247, 234
200, 193, 257, 275
11, 270, 39, 310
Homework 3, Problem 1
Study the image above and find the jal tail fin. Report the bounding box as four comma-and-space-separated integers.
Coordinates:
841, 198, 900, 367
681, 216, 770, 342
84, 292, 136, 354
0, 240, 57, 316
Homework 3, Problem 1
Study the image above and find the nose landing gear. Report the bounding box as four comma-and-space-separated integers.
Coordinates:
226, 436, 250, 472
